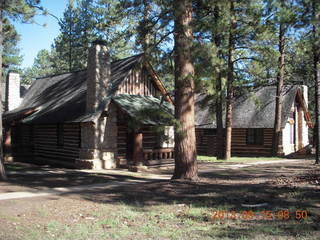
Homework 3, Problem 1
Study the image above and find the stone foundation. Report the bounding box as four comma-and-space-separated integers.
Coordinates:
76, 148, 116, 170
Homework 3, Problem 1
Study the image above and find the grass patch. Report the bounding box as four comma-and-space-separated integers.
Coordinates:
5, 164, 25, 171
197, 155, 283, 163
1, 195, 319, 240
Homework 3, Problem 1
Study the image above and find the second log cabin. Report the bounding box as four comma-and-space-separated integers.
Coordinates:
195, 85, 313, 157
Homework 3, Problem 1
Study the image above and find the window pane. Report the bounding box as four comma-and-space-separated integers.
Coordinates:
246, 129, 255, 144
57, 124, 64, 146
246, 128, 264, 145
255, 129, 264, 145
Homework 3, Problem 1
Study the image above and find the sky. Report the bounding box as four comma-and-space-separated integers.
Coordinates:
14, 0, 69, 69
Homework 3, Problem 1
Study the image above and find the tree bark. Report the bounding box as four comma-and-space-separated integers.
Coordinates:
142, 0, 151, 55
313, 0, 320, 164
172, 0, 198, 180
0, 7, 7, 181
272, 20, 285, 156
213, 4, 225, 160
315, 61, 320, 164
224, 0, 236, 161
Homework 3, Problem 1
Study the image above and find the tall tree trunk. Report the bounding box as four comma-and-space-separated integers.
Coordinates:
224, 0, 236, 161
68, 20, 72, 71
272, 21, 285, 156
315, 61, 320, 164
142, 0, 151, 55
213, 4, 224, 160
0, 7, 7, 180
313, 0, 320, 164
172, 0, 198, 180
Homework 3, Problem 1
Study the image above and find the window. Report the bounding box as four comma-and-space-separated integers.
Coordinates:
246, 128, 264, 145
57, 124, 64, 146
204, 129, 217, 136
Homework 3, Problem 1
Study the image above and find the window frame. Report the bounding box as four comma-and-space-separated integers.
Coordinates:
246, 128, 264, 145
57, 123, 64, 147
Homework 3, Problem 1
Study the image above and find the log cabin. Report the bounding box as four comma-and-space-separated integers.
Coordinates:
3, 41, 174, 169
195, 85, 313, 156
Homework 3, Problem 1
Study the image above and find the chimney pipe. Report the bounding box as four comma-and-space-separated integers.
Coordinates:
6, 72, 22, 111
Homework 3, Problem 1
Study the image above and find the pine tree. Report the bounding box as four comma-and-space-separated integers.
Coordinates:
95, 0, 136, 58
118, 0, 175, 90
311, 0, 320, 164
225, 0, 236, 160
213, 3, 227, 160
172, 0, 198, 180
193, 0, 267, 160
22, 49, 57, 84
272, 0, 286, 156
54, 0, 80, 72
2, 18, 22, 71
53, 0, 95, 72
264, 0, 299, 156
193, 0, 229, 159
0, 0, 43, 180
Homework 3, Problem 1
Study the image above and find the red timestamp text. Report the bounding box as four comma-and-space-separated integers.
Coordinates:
211, 209, 308, 221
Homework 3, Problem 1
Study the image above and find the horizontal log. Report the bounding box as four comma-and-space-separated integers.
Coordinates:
35, 150, 79, 158
34, 146, 79, 153
35, 156, 77, 165
34, 144, 80, 151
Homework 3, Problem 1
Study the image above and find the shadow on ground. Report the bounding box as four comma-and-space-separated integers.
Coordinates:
1, 160, 320, 239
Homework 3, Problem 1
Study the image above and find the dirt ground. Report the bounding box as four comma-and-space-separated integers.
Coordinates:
0, 159, 319, 240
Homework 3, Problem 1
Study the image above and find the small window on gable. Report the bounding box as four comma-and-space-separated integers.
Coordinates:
246, 128, 264, 145
57, 124, 64, 147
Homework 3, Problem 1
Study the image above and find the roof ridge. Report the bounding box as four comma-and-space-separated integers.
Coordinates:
35, 69, 86, 80
34, 53, 144, 80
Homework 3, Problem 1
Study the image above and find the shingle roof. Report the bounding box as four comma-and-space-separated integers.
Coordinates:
112, 94, 174, 125
195, 85, 305, 129
3, 54, 143, 125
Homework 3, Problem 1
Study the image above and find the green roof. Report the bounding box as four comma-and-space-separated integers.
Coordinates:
112, 94, 174, 125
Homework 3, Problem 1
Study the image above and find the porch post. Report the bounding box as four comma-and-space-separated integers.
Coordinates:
297, 106, 303, 150
133, 131, 143, 166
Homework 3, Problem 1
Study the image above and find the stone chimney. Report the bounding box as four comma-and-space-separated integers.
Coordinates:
5, 72, 22, 111
86, 40, 111, 113
77, 40, 116, 170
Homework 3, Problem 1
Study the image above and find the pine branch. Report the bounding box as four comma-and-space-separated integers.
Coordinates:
151, 30, 174, 50
232, 57, 260, 63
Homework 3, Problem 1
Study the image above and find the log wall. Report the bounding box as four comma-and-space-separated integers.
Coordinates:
11, 123, 81, 166
196, 128, 273, 156
117, 68, 161, 97
141, 127, 158, 150
196, 128, 216, 156
117, 124, 127, 160
232, 128, 273, 156
11, 124, 34, 161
